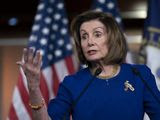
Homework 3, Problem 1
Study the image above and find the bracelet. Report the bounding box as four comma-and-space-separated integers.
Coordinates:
29, 98, 45, 110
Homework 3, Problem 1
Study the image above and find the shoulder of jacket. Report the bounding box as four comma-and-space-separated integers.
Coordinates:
62, 67, 89, 85
124, 63, 150, 73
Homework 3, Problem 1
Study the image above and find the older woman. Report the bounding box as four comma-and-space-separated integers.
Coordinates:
18, 11, 160, 120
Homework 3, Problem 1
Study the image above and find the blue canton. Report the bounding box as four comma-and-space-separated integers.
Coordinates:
28, 0, 73, 69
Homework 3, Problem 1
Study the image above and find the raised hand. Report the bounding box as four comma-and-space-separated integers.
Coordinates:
17, 48, 42, 91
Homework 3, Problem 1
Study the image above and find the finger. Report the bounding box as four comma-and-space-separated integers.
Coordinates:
23, 48, 28, 63
16, 61, 24, 66
33, 50, 42, 67
28, 47, 35, 64
16, 61, 27, 73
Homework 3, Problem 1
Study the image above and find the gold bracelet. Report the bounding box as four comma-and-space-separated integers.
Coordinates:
29, 98, 45, 110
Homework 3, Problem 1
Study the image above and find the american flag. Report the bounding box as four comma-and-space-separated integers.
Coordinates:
142, 2, 160, 120
91, 0, 123, 27
8, 0, 77, 119
143, 0, 160, 91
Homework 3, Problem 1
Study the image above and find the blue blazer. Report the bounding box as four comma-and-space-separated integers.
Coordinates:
48, 63, 160, 120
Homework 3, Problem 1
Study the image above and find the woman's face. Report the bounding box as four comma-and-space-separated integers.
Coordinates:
80, 20, 108, 62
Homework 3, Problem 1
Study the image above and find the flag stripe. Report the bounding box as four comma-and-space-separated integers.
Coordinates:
65, 56, 75, 74
20, 68, 29, 93
72, 54, 79, 70
54, 59, 69, 82
43, 67, 55, 99
40, 73, 50, 104
12, 87, 31, 120
17, 74, 32, 118
52, 66, 61, 95
8, 104, 18, 120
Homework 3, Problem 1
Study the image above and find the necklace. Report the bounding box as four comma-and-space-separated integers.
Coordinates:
97, 65, 119, 79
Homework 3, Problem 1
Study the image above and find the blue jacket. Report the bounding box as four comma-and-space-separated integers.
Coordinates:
48, 63, 160, 120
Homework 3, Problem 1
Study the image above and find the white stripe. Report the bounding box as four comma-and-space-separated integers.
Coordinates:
54, 59, 69, 82
146, 45, 160, 90
126, 51, 135, 64
43, 67, 55, 99
20, 67, 29, 93
144, 113, 150, 120
72, 54, 79, 71
12, 87, 31, 120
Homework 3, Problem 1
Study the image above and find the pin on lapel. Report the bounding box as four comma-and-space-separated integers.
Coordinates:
124, 80, 135, 91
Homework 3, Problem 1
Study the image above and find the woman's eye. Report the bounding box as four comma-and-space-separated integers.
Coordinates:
95, 32, 102, 38
81, 36, 86, 40
81, 34, 88, 40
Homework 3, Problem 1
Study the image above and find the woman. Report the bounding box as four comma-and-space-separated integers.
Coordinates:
17, 11, 160, 120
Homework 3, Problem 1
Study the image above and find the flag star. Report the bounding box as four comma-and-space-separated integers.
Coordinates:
47, 7, 53, 13
52, 24, 58, 31
42, 28, 50, 35
66, 43, 72, 50
29, 35, 37, 42
107, 2, 115, 9
95, 8, 103, 12
40, 38, 47, 45
39, 49, 45, 56
54, 13, 61, 20
45, 17, 52, 24
35, 14, 42, 21
62, 18, 68, 24
30, 47, 36, 52
57, 3, 64, 9
98, 0, 105, 4
55, 49, 62, 57
32, 25, 40, 31
58, 39, 64, 46
49, 44, 54, 50
50, 34, 56, 40
38, 3, 45, 10
60, 28, 67, 35
48, 54, 53, 60
115, 17, 121, 23
49, 0, 55, 3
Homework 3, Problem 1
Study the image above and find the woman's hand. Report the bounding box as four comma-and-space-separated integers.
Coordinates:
17, 48, 42, 91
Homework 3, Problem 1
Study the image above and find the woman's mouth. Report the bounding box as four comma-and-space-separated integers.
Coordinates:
87, 50, 97, 55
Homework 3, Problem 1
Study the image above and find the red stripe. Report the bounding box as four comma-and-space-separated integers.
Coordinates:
52, 66, 60, 96
40, 72, 49, 104
65, 56, 75, 74
17, 74, 32, 118
8, 104, 19, 120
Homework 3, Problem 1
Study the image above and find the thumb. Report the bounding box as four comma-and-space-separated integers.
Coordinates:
16, 61, 26, 72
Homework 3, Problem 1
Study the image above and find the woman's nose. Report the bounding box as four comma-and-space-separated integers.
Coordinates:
87, 37, 94, 46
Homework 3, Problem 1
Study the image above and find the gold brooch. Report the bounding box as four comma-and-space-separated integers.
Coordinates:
124, 80, 135, 91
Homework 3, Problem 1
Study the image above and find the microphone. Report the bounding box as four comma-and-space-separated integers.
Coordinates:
94, 67, 102, 76
131, 67, 160, 105
63, 67, 102, 120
